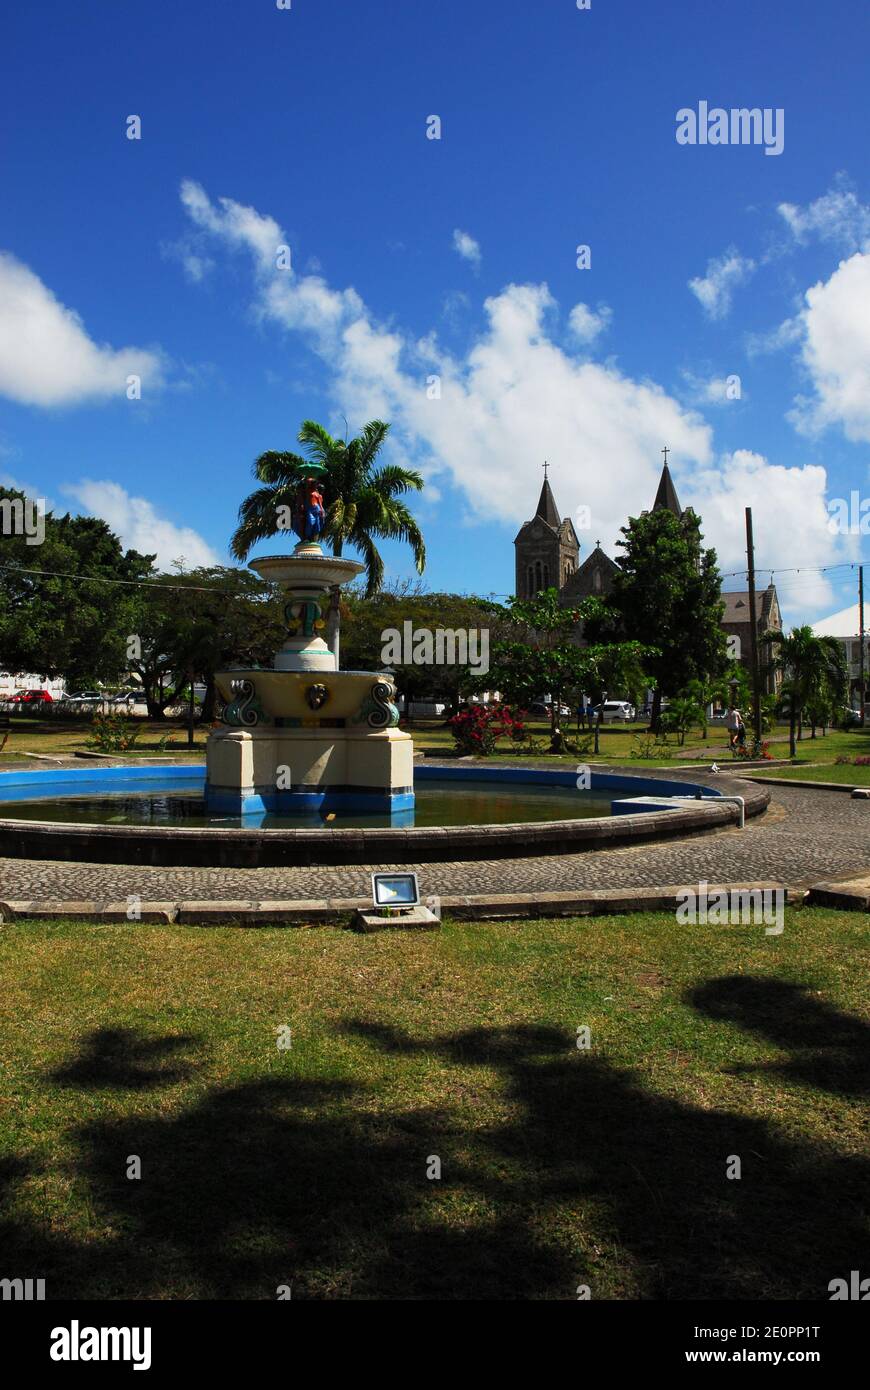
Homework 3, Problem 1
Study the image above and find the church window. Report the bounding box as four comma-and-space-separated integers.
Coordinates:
527, 565, 534, 597
544, 564, 549, 588
535, 560, 542, 591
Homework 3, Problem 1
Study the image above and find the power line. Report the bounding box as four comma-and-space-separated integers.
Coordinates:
0, 563, 244, 595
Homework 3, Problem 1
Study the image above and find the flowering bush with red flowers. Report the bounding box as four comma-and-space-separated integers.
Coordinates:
734, 738, 773, 760
449, 703, 525, 756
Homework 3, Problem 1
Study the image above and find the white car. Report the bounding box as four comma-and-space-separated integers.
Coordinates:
594, 701, 635, 723
60, 690, 106, 706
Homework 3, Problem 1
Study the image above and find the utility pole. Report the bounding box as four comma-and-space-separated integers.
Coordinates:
745, 507, 762, 743
860, 565, 865, 727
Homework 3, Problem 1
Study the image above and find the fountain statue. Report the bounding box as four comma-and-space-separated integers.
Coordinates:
206, 468, 414, 818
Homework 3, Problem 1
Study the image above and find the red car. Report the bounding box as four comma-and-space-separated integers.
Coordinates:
9, 689, 54, 704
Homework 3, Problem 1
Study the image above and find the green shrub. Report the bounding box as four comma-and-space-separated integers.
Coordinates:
87, 712, 142, 753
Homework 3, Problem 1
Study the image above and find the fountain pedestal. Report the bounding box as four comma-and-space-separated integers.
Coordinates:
205, 547, 414, 818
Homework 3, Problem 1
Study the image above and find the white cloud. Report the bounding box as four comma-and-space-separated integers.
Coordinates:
688, 248, 755, 320
332, 280, 713, 547
778, 183, 870, 252
161, 237, 216, 284
682, 449, 839, 617
452, 229, 481, 268
62, 479, 218, 570
568, 302, 612, 344
746, 314, 803, 357
179, 181, 845, 594
680, 370, 744, 407
0, 252, 166, 408
787, 250, 870, 442
180, 179, 283, 271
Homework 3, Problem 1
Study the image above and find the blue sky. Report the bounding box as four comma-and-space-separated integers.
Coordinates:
2, 0, 870, 625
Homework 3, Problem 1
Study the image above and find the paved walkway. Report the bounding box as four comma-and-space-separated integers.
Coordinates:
1, 784, 867, 902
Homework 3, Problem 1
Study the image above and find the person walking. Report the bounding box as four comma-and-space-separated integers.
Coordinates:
726, 705, 746, 752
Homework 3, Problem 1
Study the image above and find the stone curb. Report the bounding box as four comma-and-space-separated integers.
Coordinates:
805, 880, 870, 912
743, 775, 870, 793
0, 881, 804, 926
0, 774, 769, 868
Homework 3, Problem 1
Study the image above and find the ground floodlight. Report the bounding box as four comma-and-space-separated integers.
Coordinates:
371, 872, 420, 909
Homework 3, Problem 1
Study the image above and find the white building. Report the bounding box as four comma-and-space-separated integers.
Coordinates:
811, 603, 870, 704
0, 671, 66, 700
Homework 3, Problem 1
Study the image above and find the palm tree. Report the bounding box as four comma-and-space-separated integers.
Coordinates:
766, 625, 847, 758
230, 420, 426, 664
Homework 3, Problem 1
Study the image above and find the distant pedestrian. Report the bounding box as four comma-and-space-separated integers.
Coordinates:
726, 706, 746, 751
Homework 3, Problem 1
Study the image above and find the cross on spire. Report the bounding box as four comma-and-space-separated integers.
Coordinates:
542, 460, 549, 480
661, 445, 670, 467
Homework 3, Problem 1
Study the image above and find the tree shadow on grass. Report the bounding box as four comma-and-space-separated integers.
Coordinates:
687, 975, 870, 1096
342, 1017, 869, 1299
1, 1002, 868, 1299
49, 1027, 198, 1091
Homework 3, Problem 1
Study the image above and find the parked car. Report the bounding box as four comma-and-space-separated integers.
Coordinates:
8, 688, 54, 704
110, 689, 141, 706
60, 690, 106, 706
527, 701, 571, 718
590, 700, 635, 723
408, 701, 447, 718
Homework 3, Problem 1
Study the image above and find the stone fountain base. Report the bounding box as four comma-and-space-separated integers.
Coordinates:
205, 725, 414, 816
204, 543, 415, 820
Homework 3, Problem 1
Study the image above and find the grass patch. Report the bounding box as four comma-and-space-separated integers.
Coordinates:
0, 718, 207, 764
0, 909, 867, 1299
750, 761, 870, 785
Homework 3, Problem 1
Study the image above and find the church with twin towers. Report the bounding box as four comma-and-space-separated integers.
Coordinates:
513, 452, 782, 692
514, 452, 684, 605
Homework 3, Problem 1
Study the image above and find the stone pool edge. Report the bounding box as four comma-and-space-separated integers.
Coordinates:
0, 763, 770, 867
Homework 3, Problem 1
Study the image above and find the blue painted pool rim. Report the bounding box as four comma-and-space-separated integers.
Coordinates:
0, 761, 722, 801
0, 760, 769, 869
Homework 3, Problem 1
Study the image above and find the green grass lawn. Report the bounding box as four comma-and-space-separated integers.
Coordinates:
749, 761, 870, 785
4, 716, 870, 782
1, 909, 867, 1300
0, 718, 208, 764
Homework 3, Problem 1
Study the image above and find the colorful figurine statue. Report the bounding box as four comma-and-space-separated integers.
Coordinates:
292, 474, 326, 543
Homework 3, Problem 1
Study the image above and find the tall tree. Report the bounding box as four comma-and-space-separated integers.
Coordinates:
591, 506, 727, 731
486, 588, 654, 752
766, 625, 848, 757
229, 420, 426, 665
0, 487, 154, 684
127, 567, 286, 721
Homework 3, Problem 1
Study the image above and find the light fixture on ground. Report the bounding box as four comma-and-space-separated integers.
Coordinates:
352, 871, 440, 931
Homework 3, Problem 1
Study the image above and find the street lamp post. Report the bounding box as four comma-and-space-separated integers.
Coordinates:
594, 689, 608, 757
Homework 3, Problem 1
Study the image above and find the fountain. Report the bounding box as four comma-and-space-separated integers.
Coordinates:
205, 469, 414, 818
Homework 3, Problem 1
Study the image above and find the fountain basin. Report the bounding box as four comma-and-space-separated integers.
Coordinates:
249, 551, 365, 591
0, 764, 770, 866
213, 669, 398, 723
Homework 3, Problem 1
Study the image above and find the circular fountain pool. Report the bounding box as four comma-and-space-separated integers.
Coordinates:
1, 778, 613, 830
0, 761, 769, 867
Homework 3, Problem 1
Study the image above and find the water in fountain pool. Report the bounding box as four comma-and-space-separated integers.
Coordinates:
3, 778, 613, 830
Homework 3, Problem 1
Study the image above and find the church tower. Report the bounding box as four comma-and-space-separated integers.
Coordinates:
651, 450, 683, 517
514, 467, 579, 597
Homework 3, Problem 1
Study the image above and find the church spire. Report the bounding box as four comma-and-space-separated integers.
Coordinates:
535, 461, 560, 528
653, 447, 682, 516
